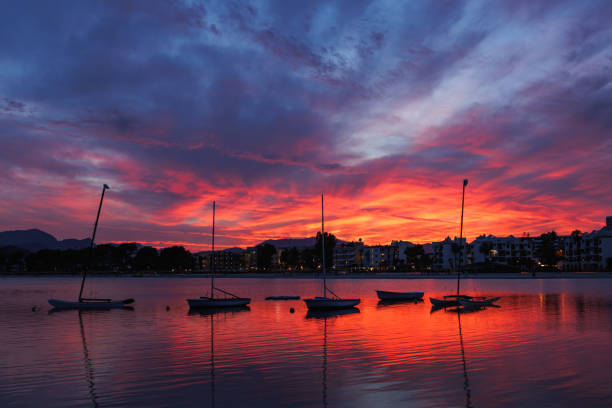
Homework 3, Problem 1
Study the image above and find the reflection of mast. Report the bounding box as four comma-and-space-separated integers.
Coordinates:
210, 314, 215, 408
322, 317, 328, 408
79, 311, 100, 408
457, 312, 472, 408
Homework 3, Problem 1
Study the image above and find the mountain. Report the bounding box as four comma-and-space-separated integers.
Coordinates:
0, 229, 91, 252
258, 237, 318, 249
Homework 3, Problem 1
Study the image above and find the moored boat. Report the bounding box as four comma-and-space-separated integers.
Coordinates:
47, 184, 135, 310
304, 195, 360, 311
376, 290, 424, 301
304, 297, 360, 310
186, 201, 251, 309
458, 297, 501, 308
187, 297, 251, 308
430, 295, 473, 307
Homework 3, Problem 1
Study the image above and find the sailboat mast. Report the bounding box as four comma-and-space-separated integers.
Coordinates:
457, 179, 467, 295
211, 201, 215, 298
79, 184, 108, 301
321, 194, 326, 298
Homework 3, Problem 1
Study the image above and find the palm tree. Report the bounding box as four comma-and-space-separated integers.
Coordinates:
478, 242, 494, 269
571, 230, 582, 272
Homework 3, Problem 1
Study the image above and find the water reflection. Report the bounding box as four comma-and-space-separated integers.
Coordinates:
307, 308, 360, 408
187, 306, 250, 408
306, 308, 360, 319
79, 311, 99, 408
3, 277, 612, 408
187, 306, 251, 316
377, 299, 424, 307
457, 312, 472, 408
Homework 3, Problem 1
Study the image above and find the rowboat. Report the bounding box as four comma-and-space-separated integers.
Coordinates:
304, 297, 360, 310
376, 290, 424, 301
304, 195, 360, 311
430, 295, 473, 307
458, 297, 501, 308
186, 201, 251, 309
49, 298, 133, 310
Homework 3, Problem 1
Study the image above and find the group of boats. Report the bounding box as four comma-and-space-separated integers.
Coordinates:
47, 184, 500, 313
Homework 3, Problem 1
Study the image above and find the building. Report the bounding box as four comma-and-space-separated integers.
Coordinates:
390, 240, 413, 264
432, 237, 467, 272
470, 234, 535, 270
362, 245, 397, 271
561, 217, 612, 271
200, 249, 245, 272
333, 240, 364, 272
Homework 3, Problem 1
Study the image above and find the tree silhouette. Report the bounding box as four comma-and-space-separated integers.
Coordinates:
133, 246, 158, 271
315, 232, 337, 269
159, 246, 194, 272
256, 244, 276, 271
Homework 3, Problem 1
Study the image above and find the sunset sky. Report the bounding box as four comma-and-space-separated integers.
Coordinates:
1, 0, 611, 250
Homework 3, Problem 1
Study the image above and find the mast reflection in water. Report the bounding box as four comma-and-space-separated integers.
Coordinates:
2, 277, 612, 407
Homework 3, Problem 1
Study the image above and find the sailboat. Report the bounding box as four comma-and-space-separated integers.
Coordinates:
48, 184, 134, 310
429, 179, 499, 308
304, 195, 360, 310
187, 201, 251, 308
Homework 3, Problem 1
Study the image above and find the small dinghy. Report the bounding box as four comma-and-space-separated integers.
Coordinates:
304, 195, 360, 311
265, 296, 301, 300
376, 290, 424, 301
49, 298, 134, 310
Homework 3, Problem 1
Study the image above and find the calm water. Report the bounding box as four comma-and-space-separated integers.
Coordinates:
1, 276, 612, 407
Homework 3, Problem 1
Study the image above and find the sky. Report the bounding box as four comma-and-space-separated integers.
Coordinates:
1, 0, 611, 251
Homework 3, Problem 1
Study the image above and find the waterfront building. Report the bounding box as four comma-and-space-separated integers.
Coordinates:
561, 217, 612, 271
470, 234, 535, 270
362, 244, 398, 271
432, 237, 467, 272
333, 240, 364, 272
390, 240, 413, 264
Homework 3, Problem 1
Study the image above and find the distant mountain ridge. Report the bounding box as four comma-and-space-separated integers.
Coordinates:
258, 237, 319, 249
0, 229, 91, 252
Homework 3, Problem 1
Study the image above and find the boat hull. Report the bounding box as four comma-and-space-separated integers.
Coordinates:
458, 297, 500, 308
430, 295, 474, 307
376, 290, 424, 300
304, 297, 360, 310
187, 297, 251, 308
48, 298, 126, 310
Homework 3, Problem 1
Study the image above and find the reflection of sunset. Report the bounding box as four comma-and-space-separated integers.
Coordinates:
3, 277, 612, 407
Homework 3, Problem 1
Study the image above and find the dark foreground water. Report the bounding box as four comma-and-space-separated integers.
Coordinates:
1, 276, 612, 408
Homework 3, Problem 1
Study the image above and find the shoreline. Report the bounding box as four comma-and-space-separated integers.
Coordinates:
3, 272, 612, 279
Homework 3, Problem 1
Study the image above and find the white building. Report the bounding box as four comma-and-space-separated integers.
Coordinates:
432, 237, 467, 272
562, 217, 612, 271
390, 240, 413, 264
471, 234, 535, 268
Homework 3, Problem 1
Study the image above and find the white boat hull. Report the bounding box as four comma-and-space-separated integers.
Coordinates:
304, 297, 360, 310
187, 297, 251, 308
376, 290, 424, 300
48, 298, 126, 310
